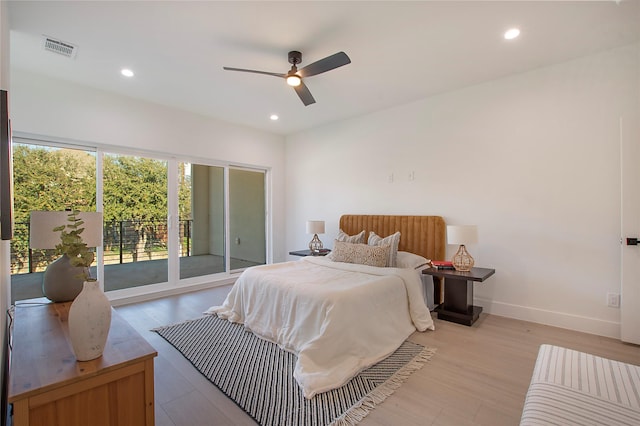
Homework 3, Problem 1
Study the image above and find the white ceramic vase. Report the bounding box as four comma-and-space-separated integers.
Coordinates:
68, 280, 112, 361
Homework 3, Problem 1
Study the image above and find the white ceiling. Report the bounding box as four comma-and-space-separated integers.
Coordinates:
8, 1, 640, 136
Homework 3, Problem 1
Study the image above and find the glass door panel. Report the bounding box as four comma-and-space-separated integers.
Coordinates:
10, 142, 96, 302
102, 153, 168, 291
229, 168, 265, 271
179, 162, 226, 279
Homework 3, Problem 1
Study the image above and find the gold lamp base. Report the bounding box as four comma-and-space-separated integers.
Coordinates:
309, 234, 323, 254
452, 244, 474, 272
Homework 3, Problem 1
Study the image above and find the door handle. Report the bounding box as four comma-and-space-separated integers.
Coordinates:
627, 237, 639, 246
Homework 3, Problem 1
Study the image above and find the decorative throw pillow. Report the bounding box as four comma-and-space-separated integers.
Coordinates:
331, 241, 390, 267
396, 251, 429, 270
336, 229, 366, 244
368, 231, 401, 267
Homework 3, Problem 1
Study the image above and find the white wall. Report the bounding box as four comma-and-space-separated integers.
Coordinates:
285, 43, 640, 338
9, 69, 287, 262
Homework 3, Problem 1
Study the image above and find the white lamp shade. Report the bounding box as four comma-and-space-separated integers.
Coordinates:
306, 220, 325, 235
447, 225, 478, 245
30, 211, 103, 249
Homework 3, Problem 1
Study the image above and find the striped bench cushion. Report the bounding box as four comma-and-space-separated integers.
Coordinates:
520, 344, 640, 426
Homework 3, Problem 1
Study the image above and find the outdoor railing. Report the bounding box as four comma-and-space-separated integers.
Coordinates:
11, 219, 193, 275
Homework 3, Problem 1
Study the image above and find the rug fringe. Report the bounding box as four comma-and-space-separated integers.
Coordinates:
329, 346, 437, 426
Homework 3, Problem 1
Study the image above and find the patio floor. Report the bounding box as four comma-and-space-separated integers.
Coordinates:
10, 254, 260, 303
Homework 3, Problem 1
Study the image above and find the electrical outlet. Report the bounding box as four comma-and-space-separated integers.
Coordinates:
606, 292, 620, 308
388, 173, 394, 183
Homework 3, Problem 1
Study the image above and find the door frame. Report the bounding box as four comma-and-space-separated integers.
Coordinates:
620, 110, 640, 344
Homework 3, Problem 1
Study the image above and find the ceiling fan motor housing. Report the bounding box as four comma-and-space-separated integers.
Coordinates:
288, 51, 302, 65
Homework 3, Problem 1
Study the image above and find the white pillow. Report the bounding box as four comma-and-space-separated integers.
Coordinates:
368, 231, 401, 267
336, 229, 366, 244
396, 251, 429, 270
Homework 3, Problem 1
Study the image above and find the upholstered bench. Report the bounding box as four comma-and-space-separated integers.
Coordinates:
520, 344, 640, 426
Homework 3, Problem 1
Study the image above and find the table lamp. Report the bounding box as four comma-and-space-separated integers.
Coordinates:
306, 220, 325, 254
447, 225, 478, 272
30, 211, 103, 302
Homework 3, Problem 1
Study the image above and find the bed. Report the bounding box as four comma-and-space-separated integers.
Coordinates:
207, 214, 446, 398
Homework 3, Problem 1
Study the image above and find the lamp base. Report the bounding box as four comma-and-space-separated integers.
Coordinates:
309, 234, 324, 254
42, 254, 85, 302
452, 244, 474, 272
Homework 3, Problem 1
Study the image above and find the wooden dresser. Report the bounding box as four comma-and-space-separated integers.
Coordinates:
8, 302, 157, 426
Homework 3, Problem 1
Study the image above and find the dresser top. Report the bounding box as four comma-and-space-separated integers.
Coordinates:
8, 302, 157, 401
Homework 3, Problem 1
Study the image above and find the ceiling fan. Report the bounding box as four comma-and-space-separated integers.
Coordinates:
223, 50, 351, 106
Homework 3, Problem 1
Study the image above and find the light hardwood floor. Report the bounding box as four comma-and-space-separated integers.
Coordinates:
115, 286, 640, 426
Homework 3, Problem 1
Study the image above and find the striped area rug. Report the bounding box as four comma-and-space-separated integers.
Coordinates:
153, 315, 436, 426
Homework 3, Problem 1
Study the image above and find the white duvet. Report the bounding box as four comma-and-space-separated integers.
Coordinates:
205, 256, 434, 398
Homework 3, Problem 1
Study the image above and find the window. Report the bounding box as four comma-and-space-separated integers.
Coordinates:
102, 153, 168, 291
10, 142, 96, 303
10, 137, 269, 302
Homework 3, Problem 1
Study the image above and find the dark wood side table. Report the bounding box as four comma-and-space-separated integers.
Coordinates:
422, 267, 495, 326
289, 249, 331, 256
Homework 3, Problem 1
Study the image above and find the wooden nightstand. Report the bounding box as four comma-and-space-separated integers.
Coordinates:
422, 267, 495, 326
289, 249, 331, 257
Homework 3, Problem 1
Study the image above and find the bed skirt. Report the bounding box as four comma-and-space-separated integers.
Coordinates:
520, 344, 640, 426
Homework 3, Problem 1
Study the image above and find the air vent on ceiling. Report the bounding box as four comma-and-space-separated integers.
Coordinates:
42, 36, 78, 59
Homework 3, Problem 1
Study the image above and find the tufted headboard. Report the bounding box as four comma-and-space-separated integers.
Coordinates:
339, 215, 446, 261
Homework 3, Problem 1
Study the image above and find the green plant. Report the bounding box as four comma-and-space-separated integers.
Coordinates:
53, 210, 95, 281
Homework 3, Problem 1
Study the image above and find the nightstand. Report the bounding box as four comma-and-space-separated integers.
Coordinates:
289, 249, 331, 257
422, 267, 495, 326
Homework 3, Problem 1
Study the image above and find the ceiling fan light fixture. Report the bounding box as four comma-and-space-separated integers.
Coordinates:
504, 28, 520, 40
286, 74, 301, 87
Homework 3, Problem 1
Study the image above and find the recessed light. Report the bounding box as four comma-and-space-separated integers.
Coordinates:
121, 68, 134, 77
270, 114, 279, 121
504, 28, 520, 40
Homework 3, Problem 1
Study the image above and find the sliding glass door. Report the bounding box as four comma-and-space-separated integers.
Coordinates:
10, 137, 269, 302
229, 168, 265, 271
10, 141, 96, 302
178, 164, 267, 277
179, 162, 226, 279
102, 153, 168, 291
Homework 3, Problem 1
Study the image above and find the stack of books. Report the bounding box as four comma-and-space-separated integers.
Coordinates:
431, 260, 455, 270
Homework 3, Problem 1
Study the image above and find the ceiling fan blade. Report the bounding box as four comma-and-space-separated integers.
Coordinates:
294, 82, 316, 106
299, 52, 351, 78
223, 67, 285, 78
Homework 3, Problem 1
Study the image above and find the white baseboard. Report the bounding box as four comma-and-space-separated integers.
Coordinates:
476, 297, 621, 339
108, 277, 237, 307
